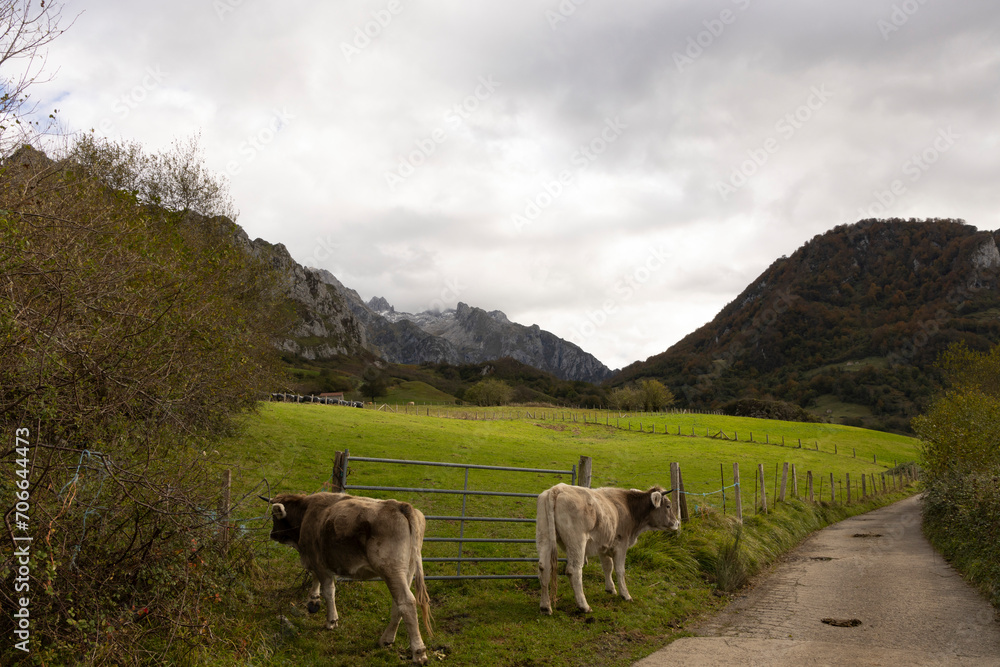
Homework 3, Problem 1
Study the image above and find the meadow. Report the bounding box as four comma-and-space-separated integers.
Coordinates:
207, 403, 921, 666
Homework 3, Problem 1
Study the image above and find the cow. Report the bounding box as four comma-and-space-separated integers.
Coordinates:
535, 483, 680, 615
265, 492, 433, 664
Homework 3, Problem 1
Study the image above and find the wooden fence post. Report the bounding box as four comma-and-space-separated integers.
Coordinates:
720, 464, 726, 515
791, 464, 798, 499
219, 469, 231, 552
862, 473, 867, 499
779, 462, 789, 503
670, 462, 680, 518
881, 473, 886, 493
578, 455, 592, 488
830, 473, 835, 503
807, 470, 814, 502
733, 462, 743, 523
677, 465, 689, 522
846, 473, 852, 503
332, 450, 349, 492
758, 464, 768, 514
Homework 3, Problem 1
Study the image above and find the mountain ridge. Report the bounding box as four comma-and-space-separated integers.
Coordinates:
613, 218, 1000, 430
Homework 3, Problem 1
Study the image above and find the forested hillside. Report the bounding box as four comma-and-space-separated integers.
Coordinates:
614, 218, 1000, 432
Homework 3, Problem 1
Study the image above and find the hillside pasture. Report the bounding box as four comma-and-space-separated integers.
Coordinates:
213, 403, 921, 666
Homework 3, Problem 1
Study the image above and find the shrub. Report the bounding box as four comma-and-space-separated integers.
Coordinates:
721, 397, 816, 422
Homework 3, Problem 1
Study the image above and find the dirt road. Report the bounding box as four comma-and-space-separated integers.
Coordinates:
636, 495, 1000, 666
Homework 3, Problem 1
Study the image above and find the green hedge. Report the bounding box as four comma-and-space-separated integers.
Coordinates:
922, 469, 1000, 607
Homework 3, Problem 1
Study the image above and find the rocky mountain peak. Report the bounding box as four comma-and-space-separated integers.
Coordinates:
368, 296, 394, 313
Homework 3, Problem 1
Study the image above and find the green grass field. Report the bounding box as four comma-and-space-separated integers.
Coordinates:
208, 403, 921, 666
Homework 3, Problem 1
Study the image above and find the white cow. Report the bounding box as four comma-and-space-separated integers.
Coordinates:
536, 483, 680, 614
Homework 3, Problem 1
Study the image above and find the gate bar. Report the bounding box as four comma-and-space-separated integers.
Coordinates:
345, 485, 538, 498
346, 455, 575, 477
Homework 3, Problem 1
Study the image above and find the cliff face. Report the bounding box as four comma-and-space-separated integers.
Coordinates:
243, 238, 370, 359
370, 300, 614, 383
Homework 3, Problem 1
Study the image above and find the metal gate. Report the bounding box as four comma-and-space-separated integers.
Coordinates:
334, 450, 586, 580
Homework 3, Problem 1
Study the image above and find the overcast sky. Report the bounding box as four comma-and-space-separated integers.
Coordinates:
32, 0, 1000, 370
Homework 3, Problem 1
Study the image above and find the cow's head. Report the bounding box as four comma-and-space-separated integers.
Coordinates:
263, 493, 307, 548
631, 486, 681, 532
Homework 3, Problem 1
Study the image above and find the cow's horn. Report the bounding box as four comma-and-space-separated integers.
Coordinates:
258, 495, 271, 502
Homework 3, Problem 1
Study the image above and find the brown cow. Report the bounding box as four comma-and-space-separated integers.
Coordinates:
266, 492, 433, 664
536, 483, 680, 614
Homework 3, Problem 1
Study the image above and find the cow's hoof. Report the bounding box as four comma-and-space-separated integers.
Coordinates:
324, 621, 338, 630
540, 606, 552, 616
306, 600, 321, 614
412, 649, 429, 665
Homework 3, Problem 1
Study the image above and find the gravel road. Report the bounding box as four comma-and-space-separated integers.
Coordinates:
635, 495, 1000, 666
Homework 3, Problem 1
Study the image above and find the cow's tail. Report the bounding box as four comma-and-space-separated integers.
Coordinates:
407, 507, 434, 638
537, 486, 560, 601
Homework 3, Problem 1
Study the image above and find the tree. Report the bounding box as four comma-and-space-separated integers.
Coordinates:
638, 378, 675, 412
465, 378, 513, 406
70, 132, 239, 220
608, 385, 641, 411
360, 365, 390, 402
0, 1, 72, 154
913, 342, 1000, 477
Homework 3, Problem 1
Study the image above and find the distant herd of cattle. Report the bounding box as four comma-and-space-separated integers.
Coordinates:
263, 483, 679, 664
269, 393, 364, 408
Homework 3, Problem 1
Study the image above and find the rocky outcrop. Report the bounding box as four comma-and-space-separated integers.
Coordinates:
246, 240, 370, 359
369, 299, 614, 383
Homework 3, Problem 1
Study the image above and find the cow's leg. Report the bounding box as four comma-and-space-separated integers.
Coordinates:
379, 597, 402, 647
381, 574, 427, 665
307, 577, 322, 614
565, 538, 591, 613
613, 547, 632, 602
600, 554, 617, 595
538, 543, 556, 614
320, 575, 339, 629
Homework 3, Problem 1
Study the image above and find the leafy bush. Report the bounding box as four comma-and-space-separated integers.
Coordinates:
922, 469, 1000, 606
465, 377, 513, 406
914, 341, 1000, 610
721, 398, 816, 423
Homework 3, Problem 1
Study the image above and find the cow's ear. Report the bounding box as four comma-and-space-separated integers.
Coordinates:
272, 503, 287, 520
650, 491, 663, 508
